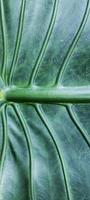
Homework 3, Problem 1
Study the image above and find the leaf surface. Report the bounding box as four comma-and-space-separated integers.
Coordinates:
0, 0, 90, 200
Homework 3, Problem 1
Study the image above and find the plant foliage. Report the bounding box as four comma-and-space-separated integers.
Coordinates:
0, 0, 90, 200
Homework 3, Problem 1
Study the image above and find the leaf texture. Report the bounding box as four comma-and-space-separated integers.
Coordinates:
0, 0, 90, 200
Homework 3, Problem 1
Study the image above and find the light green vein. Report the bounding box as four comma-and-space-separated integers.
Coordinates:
11, 103, 34, 200
0, 0, 7, 83
55, 0, 90, 85
66, 105, 90, 148
28, 0, 59, 86
35, 104, 72, 200
8, 0, 26, 85
0, 104, 7, 186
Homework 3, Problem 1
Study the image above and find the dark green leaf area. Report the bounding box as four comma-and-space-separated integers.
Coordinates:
0, 0, 90, 200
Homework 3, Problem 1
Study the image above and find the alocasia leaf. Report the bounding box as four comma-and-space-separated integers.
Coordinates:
0, 0, 90, 200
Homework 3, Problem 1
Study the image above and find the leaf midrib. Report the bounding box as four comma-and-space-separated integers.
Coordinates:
1, 86, 90, 103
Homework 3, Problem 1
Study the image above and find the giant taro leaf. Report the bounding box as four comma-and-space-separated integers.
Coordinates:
0, 0, 90, 200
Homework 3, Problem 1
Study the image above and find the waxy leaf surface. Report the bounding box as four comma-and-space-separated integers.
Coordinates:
0, 0, 90, 200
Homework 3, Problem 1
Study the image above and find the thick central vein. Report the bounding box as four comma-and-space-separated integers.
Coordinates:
1, 86, 90, 103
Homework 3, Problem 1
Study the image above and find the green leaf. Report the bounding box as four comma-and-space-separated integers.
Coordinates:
0, 0, 90, 200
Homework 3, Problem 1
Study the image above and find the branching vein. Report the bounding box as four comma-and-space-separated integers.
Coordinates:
35, 104, 72, 200
12, 103, 34, 200
0, 104, 7, 186
28, 0, 59, 86
8, 0, 26, 85
55, 0, 90, 85
0, 0, 7, 83
66, 105, 90, 148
